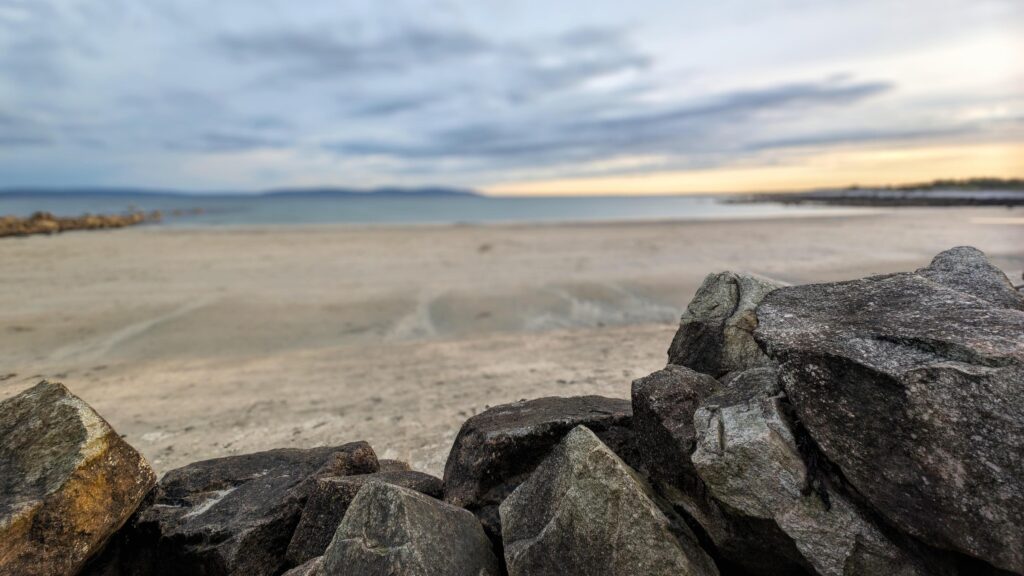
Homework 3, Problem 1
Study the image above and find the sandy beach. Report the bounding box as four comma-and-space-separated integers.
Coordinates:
1, 207, 1021, 476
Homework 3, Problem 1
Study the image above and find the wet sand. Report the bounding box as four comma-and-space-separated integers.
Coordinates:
1, 207, 1021, 475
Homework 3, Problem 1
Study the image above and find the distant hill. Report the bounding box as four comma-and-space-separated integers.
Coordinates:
261, 186, 479, 198
0, 186, 481, 198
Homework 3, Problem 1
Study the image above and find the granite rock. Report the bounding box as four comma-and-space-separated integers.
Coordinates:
500, 426, 718, 576
323, 481, 499, 576
286, 470, 442, 566
692, 369, 924, 576
668, 271, 783, 377
755, 247, 1024, 572
89, 443, 377, 576
443, 395, 635, 542
633, 367, 809, 575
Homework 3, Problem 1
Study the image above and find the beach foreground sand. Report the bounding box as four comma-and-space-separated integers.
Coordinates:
1, 207, 1021, 476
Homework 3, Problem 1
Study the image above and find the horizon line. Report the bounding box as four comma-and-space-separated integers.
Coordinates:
1, 176, 1021, 199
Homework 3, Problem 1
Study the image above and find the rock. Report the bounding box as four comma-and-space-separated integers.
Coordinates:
0, 381, 155, 576
378, 459, 411, 471
692, 369, 925, 575
286, 470, 443, 566
443, 395, 635, 542
283, 557, 323, 576
322, 481, 500, 576
917, 246, 1024, 311
89, 443, 378, 576
668, 271, 783, 377
755, 247, 1024, 572
631, 365, 719, 494
500, 426, 718, 575
633, 367, 809, 575
0, 210, 161, 238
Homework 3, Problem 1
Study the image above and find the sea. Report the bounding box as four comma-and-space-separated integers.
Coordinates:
0, 193, 867, 227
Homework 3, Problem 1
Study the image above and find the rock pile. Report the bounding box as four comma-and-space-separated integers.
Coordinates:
1, 246, 1021, 575
0, 210, 162, 238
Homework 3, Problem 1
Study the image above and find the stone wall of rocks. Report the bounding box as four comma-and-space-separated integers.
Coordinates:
0, 211, 164, 238
1, 246, 1021, 575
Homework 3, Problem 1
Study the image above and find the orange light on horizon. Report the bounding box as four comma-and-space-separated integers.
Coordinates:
482, 142, 1024, 196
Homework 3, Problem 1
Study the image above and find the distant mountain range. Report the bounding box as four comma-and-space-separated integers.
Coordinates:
0, 186, 481, 198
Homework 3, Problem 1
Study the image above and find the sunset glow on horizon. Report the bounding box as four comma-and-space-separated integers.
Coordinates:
484, 142, 1024, 196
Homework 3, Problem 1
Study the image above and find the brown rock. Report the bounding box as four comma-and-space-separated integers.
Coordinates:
0, 381, 156, 576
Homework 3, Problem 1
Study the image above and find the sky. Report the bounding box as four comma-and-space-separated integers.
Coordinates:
0, 0, 1022, 195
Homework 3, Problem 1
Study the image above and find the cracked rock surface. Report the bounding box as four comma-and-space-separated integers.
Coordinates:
286, 469, 442, 566
443, 395, 636, 543
692, 368, 924, 576
668, 271, 784, 378
632, 365, 809, 576
500, 426, 718, 576
322, 481, 500, 576
756, 247, 1024, 573
86, 442, 378, 576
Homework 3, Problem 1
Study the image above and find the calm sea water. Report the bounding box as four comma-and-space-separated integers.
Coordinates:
0, 194, 864, 226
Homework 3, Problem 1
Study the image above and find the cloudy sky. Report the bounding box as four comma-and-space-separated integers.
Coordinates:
1, 0, 1021, 194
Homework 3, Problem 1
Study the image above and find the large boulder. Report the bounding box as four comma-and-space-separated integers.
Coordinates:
88, 443, 378, 576
286, 470, 442, 566
633, 367, 809, 576
322, 481, 500, 576
755, 247, 1024, 572
0, 381, 156, 576
500, 425, 719, 576
668, 272, 783, 377
443, 395, 635, 541
692, 369, 925, 576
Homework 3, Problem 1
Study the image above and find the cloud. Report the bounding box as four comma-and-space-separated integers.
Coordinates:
324, 78, 895, 170
164, 131, 287, 153
216, 23, 649, 101
217, 27, 491, 78
346, 95, 437, 117
0, 0, 1019, 189
746, 126, 970, 151
0, 111, 52, 147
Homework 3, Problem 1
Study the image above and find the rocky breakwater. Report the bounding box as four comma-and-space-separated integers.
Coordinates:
1, 245, 1021, 575
0, 210, 163, 238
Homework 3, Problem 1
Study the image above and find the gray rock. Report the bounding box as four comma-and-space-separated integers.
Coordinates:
443, 395, 636, 542
692, 369, 924, 576
0, 381, 156, 576
917, 246, 1024, 311
631, 365, 719, 493
283, 557, 324, 576
500, 426, 719, 576
323, 481, 500, 576
633, 367, 809, 576
287, 470, 442, 566
88, 442, 378, 576
755, 247, 1024, 572
378, 459, 412, 472
668, 271, 784, 378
